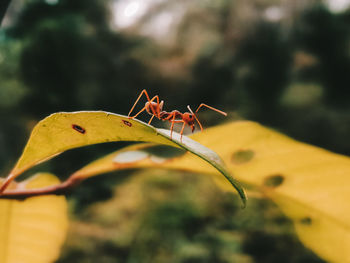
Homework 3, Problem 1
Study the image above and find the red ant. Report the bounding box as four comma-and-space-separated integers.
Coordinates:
128, 89, 227, 141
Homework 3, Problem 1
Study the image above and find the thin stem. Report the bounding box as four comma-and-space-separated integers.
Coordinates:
0, 176, 82, 199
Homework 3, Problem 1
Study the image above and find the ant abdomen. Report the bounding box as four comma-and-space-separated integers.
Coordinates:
145, 102, 158, 115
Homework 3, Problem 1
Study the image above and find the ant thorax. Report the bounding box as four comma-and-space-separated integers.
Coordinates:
159, 111, 170, 119
162, 110, 182, 121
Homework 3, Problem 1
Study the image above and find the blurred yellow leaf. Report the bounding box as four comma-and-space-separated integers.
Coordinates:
2, 111, 245, 205
0, 173, 68, 263
74, 121, 350, 263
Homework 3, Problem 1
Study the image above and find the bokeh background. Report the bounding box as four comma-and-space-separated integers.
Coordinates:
1, 0, 350, 262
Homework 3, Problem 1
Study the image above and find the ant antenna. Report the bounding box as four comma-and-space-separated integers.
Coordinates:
195, 103, 227, 116
187, 105, 203, 131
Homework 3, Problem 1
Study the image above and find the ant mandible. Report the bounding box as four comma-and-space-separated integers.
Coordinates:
127, 89, 227, 141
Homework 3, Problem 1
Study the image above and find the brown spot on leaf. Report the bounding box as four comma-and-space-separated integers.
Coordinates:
264, 174, 284, 188
144, 145, 186, 158
72, 124, 86, 134
122, 120, 132, 127
300, 217, 312, 225
231, 149, 254, 164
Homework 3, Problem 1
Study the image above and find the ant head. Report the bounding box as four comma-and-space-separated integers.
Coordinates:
182, 112, 196, 132
184, 106, 197, 133
187, 105, 203, 132
183, 112, 195, 124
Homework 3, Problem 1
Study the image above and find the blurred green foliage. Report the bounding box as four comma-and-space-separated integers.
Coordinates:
7, 0, 148, 116
1, 0, 350, 262
57, 171, 324, 263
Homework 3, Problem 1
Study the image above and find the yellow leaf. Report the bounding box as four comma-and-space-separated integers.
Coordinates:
73, 121, 350, 263
0, 173, 68, 263
2, 111, 245, 206
10, 111, 176, 176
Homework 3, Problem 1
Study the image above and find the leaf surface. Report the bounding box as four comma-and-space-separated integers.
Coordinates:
0, 173, 68, 263
73, 121, 350, 263
5, 111, 245, 205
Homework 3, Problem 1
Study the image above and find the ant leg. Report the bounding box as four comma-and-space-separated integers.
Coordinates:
179, 122, 186, 142
129, 95, 159, 119
164, 114, 174, 121
187, 105, 203, 132
168, 113, 183, 139
194, 117, 203, 132
195, 103, 227, 116
169, 117, 184, 140
148, 114, 155, 125
169, 113, 176, 139
128, 89, 152, 117
128, 89, 161, 118
150, 95, 161, 118
129, 106, 147, 119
